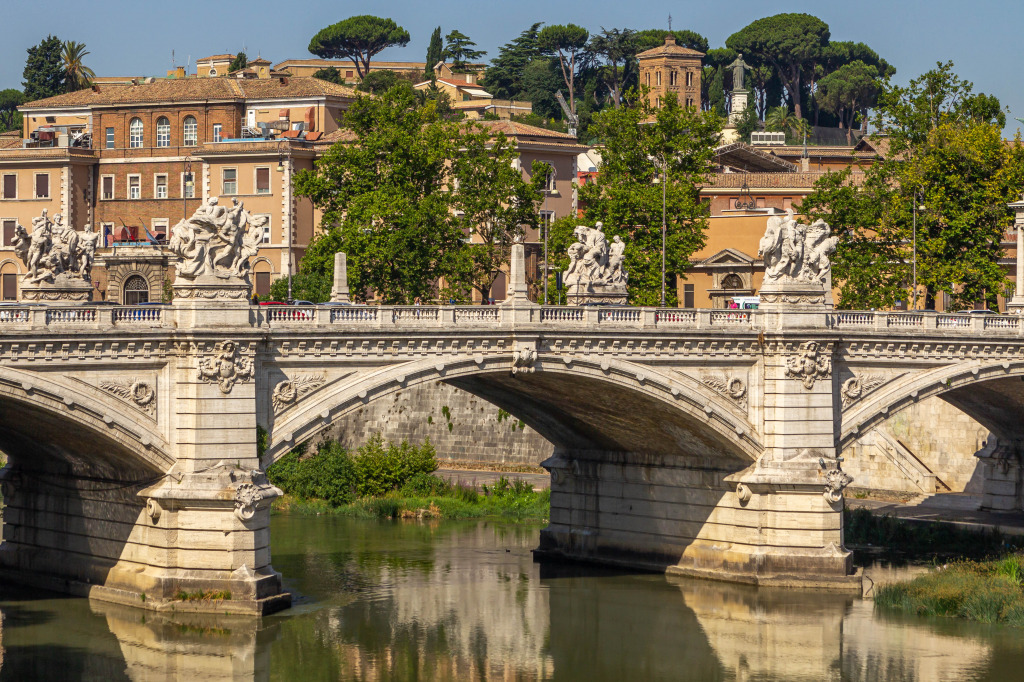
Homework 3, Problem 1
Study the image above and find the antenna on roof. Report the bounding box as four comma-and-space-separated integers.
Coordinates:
171, 49, 175, 68
668, 14, 672, 31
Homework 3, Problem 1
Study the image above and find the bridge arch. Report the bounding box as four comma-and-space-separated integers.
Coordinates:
265, 354, 762, 464
840, 359, 1024, 451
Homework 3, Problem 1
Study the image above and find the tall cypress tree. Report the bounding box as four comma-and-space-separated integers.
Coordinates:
424, 27, 443, 79
709, 67, 727, 116
23, 35, 65, 101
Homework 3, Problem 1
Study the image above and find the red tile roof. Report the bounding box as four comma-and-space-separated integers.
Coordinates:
471, 119, 576, 140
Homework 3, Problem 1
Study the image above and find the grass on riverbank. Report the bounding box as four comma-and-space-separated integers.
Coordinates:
267, 435, 549, 521
876, 555, 1024, 626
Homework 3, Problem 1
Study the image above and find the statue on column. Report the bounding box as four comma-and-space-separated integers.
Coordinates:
727, 54, 750, 91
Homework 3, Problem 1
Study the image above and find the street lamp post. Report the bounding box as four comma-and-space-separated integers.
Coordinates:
278, 153, 293, 304
661, 156, 667, 308
542, 189, 549, 305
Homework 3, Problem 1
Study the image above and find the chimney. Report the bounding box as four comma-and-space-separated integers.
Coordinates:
279, 76, 289, 85
131, 78, 139, 86
92, 84, 101, 93
665, 36, 676, 46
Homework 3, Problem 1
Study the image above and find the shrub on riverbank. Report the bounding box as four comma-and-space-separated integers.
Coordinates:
876, 555, 1024, 626
844, 507, 1024, 559
267, 436, 549, 520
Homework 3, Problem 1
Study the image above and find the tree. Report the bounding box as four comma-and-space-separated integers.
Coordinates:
61, 41, 95, 92
817, 61, 881, 143
803, 62, 1024, 310
229, 51, 248, 73
708, 67, 726, 116
0, 89, 25, 132
481, 23, 545, 101
312, 67, 344, 85
356, 69, 410, 95
734, 104, 759, 142
537, 24, 589, 115
308, 16, 411, 79
588, 28, 636, 108
726, 14, 830, 120
23, 35, 64, 101
291, 87, 464, 303
450, 125, 544, 299
577, 91, 722, 305
764, 105, 811, 141
443, 30, 485, 72
424, 26, 443, 78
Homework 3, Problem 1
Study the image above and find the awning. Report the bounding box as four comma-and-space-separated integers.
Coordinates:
462, 88, 492, 98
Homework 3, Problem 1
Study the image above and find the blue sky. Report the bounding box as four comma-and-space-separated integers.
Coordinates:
2, 0, 1021, 135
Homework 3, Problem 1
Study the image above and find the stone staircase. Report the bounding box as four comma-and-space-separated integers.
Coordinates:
873, 430, 952, 495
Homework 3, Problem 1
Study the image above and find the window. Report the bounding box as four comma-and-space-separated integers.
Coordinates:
122, 274, 149, 305
656, 71, 661, 86
782, 197, 792, 210
686, 71, 693, 87
155, 174, 168, 199
755, 197, 765, 208
345, 70, 354, 78
156, 117, 170, 147
182, 171, 195, 198
2, 272, 17, 301
222, 168, 237, 195
151, 219, 169, 242
213, 123, 223, 142
669, 71, 677, 86
2, 219, 15, 246
183, 116, 197, 146
209, 68, 217, 76
1, 174, 15, 199
254, 214, 271, 243
539, 162, 556, 193
35, 173, 49, 199
683, 284, 694, 308
105, 127, 115, 149
539, 210, 555, 229
645, 72, 650, 86
129, 118, 143, 148
255, 167, 270, 194
128, 175, 141, 199
101, 175, 114, 200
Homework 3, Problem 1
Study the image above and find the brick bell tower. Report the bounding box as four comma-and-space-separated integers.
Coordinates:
636, 35, 704, 109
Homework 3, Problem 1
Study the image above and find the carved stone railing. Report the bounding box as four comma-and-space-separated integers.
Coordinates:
113, 306, 164, 324
540, 307, 584, 323
984, 315, 1019, 330
828, 310, 1022, 334
936, 314, 971, 329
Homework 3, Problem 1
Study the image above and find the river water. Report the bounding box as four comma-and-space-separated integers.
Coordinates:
1, 515, 1024, 681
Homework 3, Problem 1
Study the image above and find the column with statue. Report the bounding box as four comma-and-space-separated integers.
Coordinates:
1008, 195, 1024, 314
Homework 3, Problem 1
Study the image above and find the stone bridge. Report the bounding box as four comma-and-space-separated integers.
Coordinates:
4, 279, 1024, 615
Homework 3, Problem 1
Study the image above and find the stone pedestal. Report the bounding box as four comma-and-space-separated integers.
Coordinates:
173, 276, 254, 327
20, 274, 94, 302
728, 90, 749, 125
329, 252, 351, 303
1007, 198, 1024, 314
566, 282, 627, 306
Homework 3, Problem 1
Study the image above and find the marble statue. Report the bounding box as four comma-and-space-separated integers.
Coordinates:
727, 54, 750, 91
20, 209, 97, 285
169, 197, 263, 284
564, 223, 628, 304
758, 209, 838, 286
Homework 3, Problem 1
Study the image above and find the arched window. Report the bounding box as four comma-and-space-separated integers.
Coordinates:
122, 274, 150, 305
129, 118, 143, 148
686, 71, 693, 87
656, 71, 662, 86
183, 116, 197, 146
156, 117, 170, 147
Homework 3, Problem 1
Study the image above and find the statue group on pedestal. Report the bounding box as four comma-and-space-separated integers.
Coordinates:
758, 209, 838, 286
169, 197, 266, 284
13, 209, 100, 285
565, 222, 627, 292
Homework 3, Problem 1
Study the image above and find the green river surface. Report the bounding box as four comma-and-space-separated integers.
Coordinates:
2, 514, 1024, 681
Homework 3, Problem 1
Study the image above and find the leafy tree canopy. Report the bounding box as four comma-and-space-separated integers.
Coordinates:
61, 41, 95, 92
23, 35, 64, 101
537, 23, 589, 113
817, 60, 881, 142
229, 51, 248, 73
577, 91, 722, 305
443, 29, 486, 71
481, 23, 545, 101
0, 89, 26, 131
727, 13, 830, 119
308, 15, 411, 79
311, 67, 344, 85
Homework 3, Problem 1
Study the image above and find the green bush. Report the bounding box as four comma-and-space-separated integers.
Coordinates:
400, 472, 452, 497
268, 434, 438, 506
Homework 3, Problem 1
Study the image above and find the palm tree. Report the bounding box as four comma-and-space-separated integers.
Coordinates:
62, 41, 95, 92
765, 105, 812, 142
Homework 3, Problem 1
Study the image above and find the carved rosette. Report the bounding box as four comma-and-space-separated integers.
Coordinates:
700, 372, 748, 409
841, 372, 894, 408
511, 347, 537, 375
784, 341, 832, 389
197, 340, 254, 393
100, 377, 156, 417
272, 373, 327, 414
